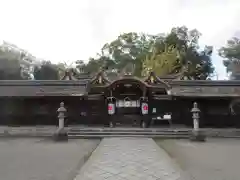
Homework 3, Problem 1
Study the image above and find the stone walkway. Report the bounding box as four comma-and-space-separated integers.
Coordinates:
74, 138, 189, 180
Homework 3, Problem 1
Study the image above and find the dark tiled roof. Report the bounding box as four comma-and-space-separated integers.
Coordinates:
0, 80, 87, 97
170, 80, 240, 97
1, 71, 240, 97
169, 80, 240, 86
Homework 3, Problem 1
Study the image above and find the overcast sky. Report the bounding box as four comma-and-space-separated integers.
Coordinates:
0, 0, 240, 79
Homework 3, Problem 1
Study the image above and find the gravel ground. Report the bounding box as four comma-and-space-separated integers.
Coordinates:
156, 138, 240, 180
0, 138, 100, 180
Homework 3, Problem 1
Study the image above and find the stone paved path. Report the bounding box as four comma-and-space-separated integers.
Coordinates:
74, 138, 189, 180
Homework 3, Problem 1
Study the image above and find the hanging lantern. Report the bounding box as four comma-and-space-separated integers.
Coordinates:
108, 103, 115, 115
141, 102, 148, 115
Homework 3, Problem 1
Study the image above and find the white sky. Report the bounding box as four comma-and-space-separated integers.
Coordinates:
0, 0, 240, 79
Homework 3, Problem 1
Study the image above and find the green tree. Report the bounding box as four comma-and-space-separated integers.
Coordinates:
0, 46, 24, 80
151, 27, 214, 79
142, 45, 183, 76
92, 26, 214, 79
33, 61, 59, 80
184, 45, 214, 80
0, 41, 41, 80
219, 37, 240, 79
95, 32, 155, 76
84, 58, 104, 74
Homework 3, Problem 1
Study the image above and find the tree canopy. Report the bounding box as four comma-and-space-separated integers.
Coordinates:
33, 61, 60, 80
219, 37, 240, 79
0, 43, 28, 80
0, 26, 215, 80
86, 26, 214, 79
0, 42, 62, 80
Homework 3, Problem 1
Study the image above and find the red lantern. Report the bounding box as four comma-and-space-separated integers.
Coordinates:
143, 105, 148, 111
108, 105, 113, 111
108, 103, 115, 115
141, 102, 148, 115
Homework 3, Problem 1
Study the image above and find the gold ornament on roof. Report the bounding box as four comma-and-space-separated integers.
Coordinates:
98, 75, 102, 84
150, 76, 154, 83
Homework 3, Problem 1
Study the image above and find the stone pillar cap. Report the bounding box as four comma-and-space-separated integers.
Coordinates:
191, 102, 200, 112
57, 102, 66, 112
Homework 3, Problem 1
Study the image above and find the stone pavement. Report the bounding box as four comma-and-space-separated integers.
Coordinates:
74, 138, 189, 180
0, 138, 100, 180
157, 139, 240, 180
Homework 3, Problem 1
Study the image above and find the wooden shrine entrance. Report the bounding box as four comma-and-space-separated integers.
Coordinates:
114, 99, 142, 127
106, 78, 149, 127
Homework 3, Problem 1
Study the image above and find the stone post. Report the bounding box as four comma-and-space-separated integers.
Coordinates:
109, 121, 113, 128
53, 102, 68, 141
192, 102, 200, 132
190, 102, 206, 142
57, 102, 66, 129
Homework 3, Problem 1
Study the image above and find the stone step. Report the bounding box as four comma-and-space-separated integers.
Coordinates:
68, 127, 191, 138
68, 134, 190, 138
68, 131, 190, 135
1, 126, 240, 139
68, 128, 240, 139
69, 128, 190, 133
